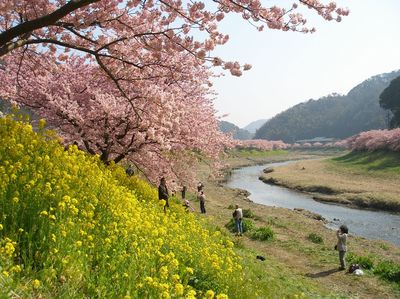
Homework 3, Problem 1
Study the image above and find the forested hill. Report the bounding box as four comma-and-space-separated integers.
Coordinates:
219, 120, 253, 140
255, 70, 400, 143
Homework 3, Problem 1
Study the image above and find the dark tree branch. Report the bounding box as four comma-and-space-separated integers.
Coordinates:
0, 0, 100, 51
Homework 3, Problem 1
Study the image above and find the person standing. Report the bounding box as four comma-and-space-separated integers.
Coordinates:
125, 164, 134, 176
158, 177, 169, 212
181, 185, 187, 200
336, 224, 348, 270
199, 190, 206, 214
233, 204, 243, 236
197, 182, 204, 192
171, 180, 177, 197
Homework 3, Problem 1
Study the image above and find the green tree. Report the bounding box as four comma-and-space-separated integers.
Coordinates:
380, 76, 400, 128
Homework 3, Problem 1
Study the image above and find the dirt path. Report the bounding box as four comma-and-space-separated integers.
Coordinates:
193, 154, 400, 298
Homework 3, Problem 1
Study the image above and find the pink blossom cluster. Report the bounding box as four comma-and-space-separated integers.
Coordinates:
235, 139, 289, 150
290, 141, 349, 149
0, 54, 232, 184
343, 129, 400, 152
0, 0, 349, 78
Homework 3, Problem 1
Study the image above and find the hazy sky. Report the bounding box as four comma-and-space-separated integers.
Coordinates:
211, 0, 400, 128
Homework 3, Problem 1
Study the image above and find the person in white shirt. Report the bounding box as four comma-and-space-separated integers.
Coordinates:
233, 204, 243, 236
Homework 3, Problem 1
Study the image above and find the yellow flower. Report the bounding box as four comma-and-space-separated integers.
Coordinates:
160, 266, 168, 279
39, 210, 48, 217
144, 276, 153, 284
175, 283, 184, 296
172, 274, 180, 283
0, 224, 3, 230
185, 267, 194, 275
11, 265, 22, 273
2, 271, 9, 278
186, 290, 196, 299
4, 241, 15, 257
32, 279, 41, 289
205, 290, 215, 298
216, 294, 228, 299
38, 119, 46, 129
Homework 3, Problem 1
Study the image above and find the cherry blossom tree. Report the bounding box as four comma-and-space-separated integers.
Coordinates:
0, 53, 234, 183
344, 129, 400, 152
0, 0, 349, 182
236, 139, 289, 150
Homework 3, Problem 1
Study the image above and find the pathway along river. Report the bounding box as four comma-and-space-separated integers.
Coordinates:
226, 161, 400, 247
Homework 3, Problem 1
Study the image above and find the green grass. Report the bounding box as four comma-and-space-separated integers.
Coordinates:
307, 233, 324, 244
250, 226, 275, 241
332, 151, 400, 174
233, 247, 348, 299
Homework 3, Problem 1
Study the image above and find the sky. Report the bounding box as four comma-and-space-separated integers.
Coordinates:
211, 0, 400, 128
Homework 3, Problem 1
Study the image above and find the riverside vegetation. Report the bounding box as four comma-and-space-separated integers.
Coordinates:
259, 151, 400, 212
1, 116, 400, 298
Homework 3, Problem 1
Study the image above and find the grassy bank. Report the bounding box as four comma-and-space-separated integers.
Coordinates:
259, 151, 400, 212
194, 150, 400, 298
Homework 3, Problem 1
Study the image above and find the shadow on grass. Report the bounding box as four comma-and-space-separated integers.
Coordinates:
305, 268, 342, 278
333, 151, 400, 172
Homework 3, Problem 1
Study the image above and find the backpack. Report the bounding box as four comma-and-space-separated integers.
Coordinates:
232, 210, 237, 218
348, 264, 361, 274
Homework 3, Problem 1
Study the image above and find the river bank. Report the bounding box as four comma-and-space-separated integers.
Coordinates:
259, 152, 400, 213
194, 150, 400, 298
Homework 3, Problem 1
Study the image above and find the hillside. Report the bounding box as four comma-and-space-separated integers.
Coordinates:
243, 119, 268, 133
255, 70, 400, 143
219, 120, 253, 140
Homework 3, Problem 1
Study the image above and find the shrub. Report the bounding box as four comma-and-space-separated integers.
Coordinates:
374, 261, 400, 283
225, 218, 254, 233
242, 208, 255, 218
307, 233, 324, 244
250, 226, 275, 241
347, 253, 374, 270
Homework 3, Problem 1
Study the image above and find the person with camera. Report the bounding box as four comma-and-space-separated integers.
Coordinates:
336, 224, 348, 270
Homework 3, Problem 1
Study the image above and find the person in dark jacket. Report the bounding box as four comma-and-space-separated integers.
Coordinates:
181, 185, 187, 200
198, 190, 206, 214
158, 177, 169, 212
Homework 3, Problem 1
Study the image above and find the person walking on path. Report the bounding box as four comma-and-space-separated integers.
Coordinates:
336, 224, 348, 270
199, 190, 206, 214
233, 204, 243, 236
158, 177, 169, 212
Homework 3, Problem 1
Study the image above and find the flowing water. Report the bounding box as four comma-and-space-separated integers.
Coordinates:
226, 161, 400, 246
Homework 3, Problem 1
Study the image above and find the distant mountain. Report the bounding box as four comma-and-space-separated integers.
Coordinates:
219, 120, 253, 140
255, 70, 400, 143
243, 119, 268, 133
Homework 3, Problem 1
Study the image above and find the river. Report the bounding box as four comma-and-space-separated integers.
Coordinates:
226, 161, 400, 247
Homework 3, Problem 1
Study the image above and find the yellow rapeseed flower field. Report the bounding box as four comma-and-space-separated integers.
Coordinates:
0, 115, 239, 298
